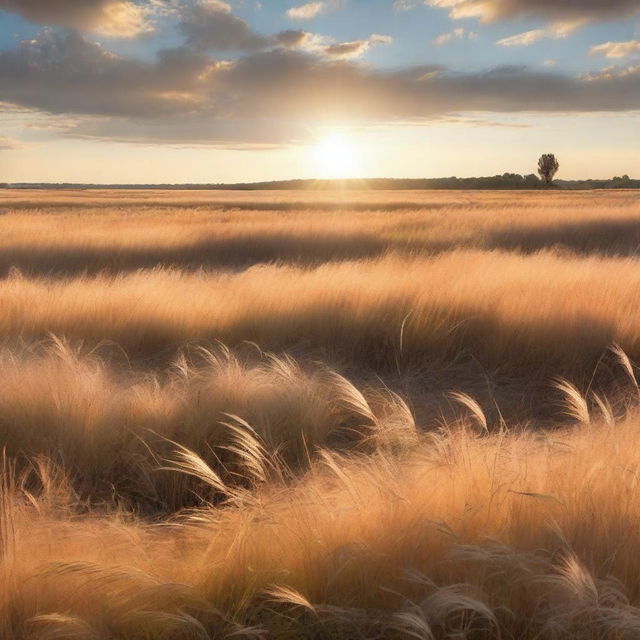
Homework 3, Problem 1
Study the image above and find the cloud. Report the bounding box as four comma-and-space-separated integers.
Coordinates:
175, 1, 381, 59
432, 28, 478, 45
589, 40, 640, 59
0, 30, 218, 117
496, 29, 547, 47
393, 0, 417, 9
323, 34, 392, 59
0, 0, 151, 37
583, 64, 640, 81
496, 21, 582, 47
0, 135, 21, 149
177, 2, 352, 55
286, 2, 326, 20
427, 0, 640, 23
272, 30, 334, 53
274, 29, 313, 48
268, 30, 391, 59
1, 31, 639, 147
178, 0, 270, 51
496, 29, 546, 47
67, 115, 311, 148
439, 115, 531, 128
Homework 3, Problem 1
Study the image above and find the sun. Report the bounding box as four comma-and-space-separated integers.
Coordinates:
310, 132, 362, 179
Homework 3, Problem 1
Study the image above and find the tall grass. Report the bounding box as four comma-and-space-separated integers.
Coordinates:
0, 188, 637, 638
0, 341, 416, 511
1, 251, 640, 378
3, 405, 640, 638
0, 189, 637, 276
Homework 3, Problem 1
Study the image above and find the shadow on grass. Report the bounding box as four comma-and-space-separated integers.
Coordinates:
0, 231, 389, 277
488, 218, 640, 257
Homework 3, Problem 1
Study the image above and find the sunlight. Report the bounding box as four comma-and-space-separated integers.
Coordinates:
310, 132, 362, 179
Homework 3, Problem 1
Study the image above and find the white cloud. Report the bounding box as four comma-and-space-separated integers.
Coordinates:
432, 27, 478, 45
582, 64, 640, 81
274, 31, 392, 58
286, 2, 326, 20
426, 0, 639, 37
426, 0, 640, 23
496, 21, 579, 47
551, 19, 587, 37
589, 40, 640, 59
393, 0, 418, 9
496, 29, 546, 47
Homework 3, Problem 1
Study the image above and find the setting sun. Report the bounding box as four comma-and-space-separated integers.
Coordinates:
310, 132, 362, 179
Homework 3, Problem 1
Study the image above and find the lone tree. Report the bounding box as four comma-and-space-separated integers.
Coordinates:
538, 154, 559, 186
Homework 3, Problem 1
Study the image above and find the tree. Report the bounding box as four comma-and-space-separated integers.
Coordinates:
537, 154, 559, 186
524, 173, 540, 187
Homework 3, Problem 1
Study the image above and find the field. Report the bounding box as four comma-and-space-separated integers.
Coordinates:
1, 188, 640, 639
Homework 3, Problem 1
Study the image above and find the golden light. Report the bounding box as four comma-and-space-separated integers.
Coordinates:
310, 132, 362, 179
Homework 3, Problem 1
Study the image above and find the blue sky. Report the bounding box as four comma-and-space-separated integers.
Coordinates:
229, 1, 638, 72
0, 0, 638, 182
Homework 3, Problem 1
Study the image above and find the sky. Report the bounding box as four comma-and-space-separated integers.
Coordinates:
0, 0, 639, 183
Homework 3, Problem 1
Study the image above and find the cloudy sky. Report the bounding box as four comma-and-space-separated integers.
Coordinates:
0, 0, 639, 183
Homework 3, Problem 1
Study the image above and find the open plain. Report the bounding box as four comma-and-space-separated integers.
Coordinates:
1, 188, 640, 639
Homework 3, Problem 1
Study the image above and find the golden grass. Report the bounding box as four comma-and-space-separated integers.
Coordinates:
1, 250, 640, 380
4, 412, 640, 638
0, 188, 637, 638
0, 189, 637, 275
0, 341, 412, 511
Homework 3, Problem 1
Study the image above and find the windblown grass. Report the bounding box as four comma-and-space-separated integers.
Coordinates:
0, 188, 637, 638
0, 341, 414, 511
3, 405, 640, 638
0, 189, 637, 276
1, 251, 640, 381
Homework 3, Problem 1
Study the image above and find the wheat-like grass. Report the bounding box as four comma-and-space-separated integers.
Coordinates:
0, 188, 635, 638
2, 409, 640, 638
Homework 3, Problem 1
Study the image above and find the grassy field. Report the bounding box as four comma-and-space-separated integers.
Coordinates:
1, 188, 640, 638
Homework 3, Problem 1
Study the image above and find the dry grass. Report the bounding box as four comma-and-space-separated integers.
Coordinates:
2, 250, 639, 367
0, 189, 637, 275
0, 188, 638, 638
0, 250, 639, 428
3, 411, 640, 638
0, 340, 410, 511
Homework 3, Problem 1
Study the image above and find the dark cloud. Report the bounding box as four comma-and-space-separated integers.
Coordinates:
324, 41, 367, 57
176, 3, 362, 55
0, 0, 150, 37
427, 0, 640, 23
323, 35, 392, 59
68, 115, 311, 147
178, 0, 270, 51
0, 31, 217, 117
0, 31, 638, 146
219, 51, 640, 122
273, 30, 312, 48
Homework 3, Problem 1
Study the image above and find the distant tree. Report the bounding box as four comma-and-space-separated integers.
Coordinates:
524, 173, 540, 187
611, 174, 632, 188
537, 154, 559, 186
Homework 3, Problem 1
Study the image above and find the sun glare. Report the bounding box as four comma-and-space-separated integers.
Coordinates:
310, 132, 362, 179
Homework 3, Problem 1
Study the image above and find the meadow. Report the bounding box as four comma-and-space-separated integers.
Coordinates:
0, 188, 640, 638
